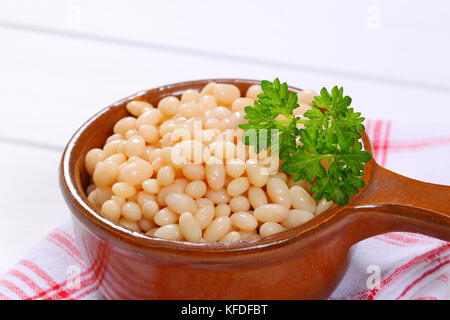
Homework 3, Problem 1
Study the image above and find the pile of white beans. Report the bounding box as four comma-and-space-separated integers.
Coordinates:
85, 82, 333, 242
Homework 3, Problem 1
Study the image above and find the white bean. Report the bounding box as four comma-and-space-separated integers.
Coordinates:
215, 204, 231, 217
225, 158, 245, 178
157, 184, 184, 206
127, 101, 152, 117
181, 89, 200, 103
208, 140, 237, 160
229, 196, 251, 213
142, 179, 160, 194
203, 216, 231, 242
136, 191, 156, 207
297, 89, 318, 105
121, 202, 142, 222
141, 200, 159, 220
165, 193, 197, 214
273, 172, 287, 182
205, 162, 225, 190
158, 96, 180, 117
153, 224, 182, 241
101, 200, 121, 223
154, 207, 179, 226
259, 222, 285, 237
178, 102, 203, 118
125, 129, 139, 139
113, 117, 136, 135
179, 212, 202, 242
246, 159, 269, 187
185, 180, 207, 199
85, 148, 106, 175
159, 121, 177, 136
200, 82, 217, 96
145, 227, 158, 237
289, 186, 316, 213
213, 84, 240, 106
119, 218, 141, 232
239, 230, 260, 240
196, 198, 214, 208
182, 164, 205, 180
138, 124, 159, 144
226, 177, 250, 197
174, 178, 189, 187
198, 95, 217, 110
254, 204, 289, 222
195, 205, 215, 229
106, 153, 127, 166
138, 218, 155, 232
93, 160, 119, 187
281, 210, 314, 228
267, 178, 292, 208
248, 187, 267, 209
106, 133, 123, 144
246, 85, 262, 100
205, 188, 230, 204
157, 165, 175, 186
220, 231, 241, 242
315, 198, 333, 215
231, 97, 253, 112
136, 108, 163, 126
103, 139, 124, 156
112, 182, 136, 198
120, 159, 153, 186
230, 212, 258, 231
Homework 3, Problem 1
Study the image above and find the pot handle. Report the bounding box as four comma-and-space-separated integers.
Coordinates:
346, 163, 450, 243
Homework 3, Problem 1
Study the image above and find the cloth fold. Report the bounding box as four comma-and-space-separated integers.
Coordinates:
1, 119, 449, 300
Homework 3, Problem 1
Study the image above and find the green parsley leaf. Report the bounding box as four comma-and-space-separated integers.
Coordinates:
240, 79, 372, 206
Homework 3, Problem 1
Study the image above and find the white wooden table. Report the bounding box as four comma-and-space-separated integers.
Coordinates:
1, 0, 449, 275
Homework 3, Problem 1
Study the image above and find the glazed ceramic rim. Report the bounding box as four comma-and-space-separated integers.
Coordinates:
60, 78, 373, 254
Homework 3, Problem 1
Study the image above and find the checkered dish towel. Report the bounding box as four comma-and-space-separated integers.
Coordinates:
1, 120, 449, 300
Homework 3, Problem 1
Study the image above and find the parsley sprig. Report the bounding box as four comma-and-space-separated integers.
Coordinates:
239, 78, 372, 206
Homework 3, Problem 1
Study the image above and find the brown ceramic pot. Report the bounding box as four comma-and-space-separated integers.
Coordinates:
59, 79, 450, 299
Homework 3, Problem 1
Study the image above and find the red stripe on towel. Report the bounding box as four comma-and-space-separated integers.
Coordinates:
20, 260, 69, 299
8, 270, 43, 295
396, 259, 450, 299
346, 244, 450, 300
380, 121, 391, 166
372, 120, 383, 160
0, 279, 29, 299
28, 232, 106, 300
52, 230, 84, 262
387, 136, 450, 151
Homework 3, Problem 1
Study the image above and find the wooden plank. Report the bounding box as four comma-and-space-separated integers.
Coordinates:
0, 0, 449, 88
0, 142, 65, 274
1, 27, 449, 149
